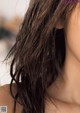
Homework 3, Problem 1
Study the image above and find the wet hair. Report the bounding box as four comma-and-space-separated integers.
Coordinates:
5, 0, 77, 113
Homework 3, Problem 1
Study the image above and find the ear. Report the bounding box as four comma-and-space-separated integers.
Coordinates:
55, 20, 64, 29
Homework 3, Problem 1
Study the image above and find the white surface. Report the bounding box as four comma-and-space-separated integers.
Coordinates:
0, 0, 30, 19
0, 0, 30, 86
0, 40, 11, 86
0, 53, 11, 86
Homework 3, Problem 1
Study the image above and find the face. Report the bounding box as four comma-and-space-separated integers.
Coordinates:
64, 3, 80, 62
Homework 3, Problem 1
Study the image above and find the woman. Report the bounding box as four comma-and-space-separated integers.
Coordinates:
0, 0, 80, 113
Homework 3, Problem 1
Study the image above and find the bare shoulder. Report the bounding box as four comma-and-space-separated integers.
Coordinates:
0, 83, 23, 113
0, 84, 12, 104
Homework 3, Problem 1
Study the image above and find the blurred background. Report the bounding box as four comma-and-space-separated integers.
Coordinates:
0, 0, 30, 86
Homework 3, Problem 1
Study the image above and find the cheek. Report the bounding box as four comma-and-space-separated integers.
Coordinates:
65, 29, 80, 61
65, 5, 80, 60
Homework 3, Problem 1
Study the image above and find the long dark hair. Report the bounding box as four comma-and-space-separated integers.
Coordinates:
5, 0, 77, 113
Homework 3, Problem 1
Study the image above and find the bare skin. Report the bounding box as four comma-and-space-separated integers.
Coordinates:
0, 2, 80, 113
46, 2, 80, 113
0, 84, 23, 113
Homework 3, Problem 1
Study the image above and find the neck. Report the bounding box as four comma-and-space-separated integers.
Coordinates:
57, 48, 80, 105
63, 49, 80, 84
47, 48, 80, 105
